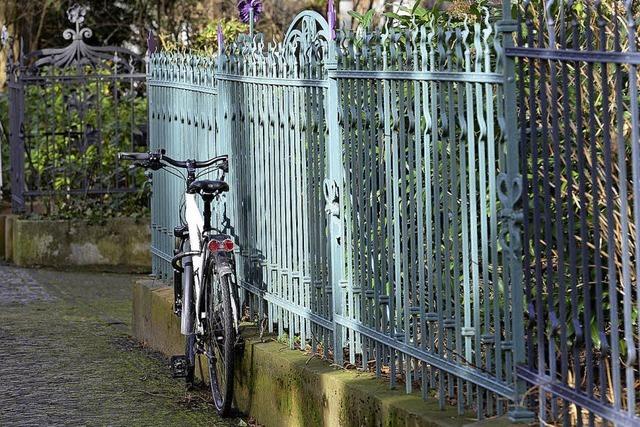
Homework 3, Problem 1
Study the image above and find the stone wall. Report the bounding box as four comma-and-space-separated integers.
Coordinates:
132, 279, 500, 427
0, 216, 151, 273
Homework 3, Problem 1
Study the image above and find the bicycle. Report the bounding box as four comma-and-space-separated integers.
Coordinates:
119, 149, 240, 416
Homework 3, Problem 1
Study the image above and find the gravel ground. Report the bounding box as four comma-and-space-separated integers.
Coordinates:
0, 265, 243, 427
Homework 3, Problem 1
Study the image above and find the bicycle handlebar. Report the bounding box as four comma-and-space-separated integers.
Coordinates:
118, 150, 228, 171
118, 152, 150, 161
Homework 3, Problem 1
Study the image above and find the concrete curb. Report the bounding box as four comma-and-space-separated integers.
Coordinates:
132, 279, 511, 427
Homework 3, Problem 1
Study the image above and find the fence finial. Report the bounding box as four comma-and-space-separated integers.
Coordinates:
217, 22, 224, 53
65, 3, 92, 41
147, 29, 158, 55
328, 0, 336, 40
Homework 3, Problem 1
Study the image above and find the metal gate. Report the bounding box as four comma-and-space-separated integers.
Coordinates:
6, 4, 147, 213
509, 0, 640, 424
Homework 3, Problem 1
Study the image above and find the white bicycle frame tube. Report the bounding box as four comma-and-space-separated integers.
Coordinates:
184, 193, 206, 334
182, 190, 240, 336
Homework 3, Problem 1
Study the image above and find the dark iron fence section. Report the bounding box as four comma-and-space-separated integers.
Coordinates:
6, 4, 147, 213
509, 0, 640, 424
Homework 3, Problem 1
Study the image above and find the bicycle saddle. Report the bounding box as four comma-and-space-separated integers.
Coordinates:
187, 179, 229, 195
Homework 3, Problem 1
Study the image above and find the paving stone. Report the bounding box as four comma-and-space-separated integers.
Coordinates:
0, 266, 241, 426
0, 266, 53, 305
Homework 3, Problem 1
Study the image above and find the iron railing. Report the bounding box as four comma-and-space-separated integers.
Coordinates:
148, 1, 640, 423
147, 53, 222, 278
6, 4, 147, 213
148, 4, 534, 421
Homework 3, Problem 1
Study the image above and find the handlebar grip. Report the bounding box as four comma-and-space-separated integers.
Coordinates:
118, 152, 150, 161
193, 155, 229, 169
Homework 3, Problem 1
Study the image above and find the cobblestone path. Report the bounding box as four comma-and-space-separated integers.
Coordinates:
0, 266, 241, 427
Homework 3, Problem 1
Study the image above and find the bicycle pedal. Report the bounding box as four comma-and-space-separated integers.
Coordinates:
170, 355, 189, 378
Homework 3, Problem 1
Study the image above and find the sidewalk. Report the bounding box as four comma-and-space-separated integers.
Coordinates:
0, 265, 240, 426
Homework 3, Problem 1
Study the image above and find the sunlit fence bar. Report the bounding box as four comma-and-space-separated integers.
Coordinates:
147, 54, 224, 279
147, 1, 640, 423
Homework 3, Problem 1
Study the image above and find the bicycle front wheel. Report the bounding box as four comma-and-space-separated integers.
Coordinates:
205, 269, 235, 416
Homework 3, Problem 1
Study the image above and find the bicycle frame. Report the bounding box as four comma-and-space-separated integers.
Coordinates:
183, 192, 206, 335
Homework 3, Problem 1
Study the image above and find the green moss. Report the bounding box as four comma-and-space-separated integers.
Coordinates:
133, 280, 478, 427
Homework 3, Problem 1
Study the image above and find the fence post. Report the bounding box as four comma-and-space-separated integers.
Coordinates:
8, 77, 25, 213
499, 0, 534, 422
325, 23, 345, 367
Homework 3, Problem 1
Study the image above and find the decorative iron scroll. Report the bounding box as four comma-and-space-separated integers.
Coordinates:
497, 172, 523, 257
148, 53, 216, 88
219, 11, 332, 80
8, 3, 142, 75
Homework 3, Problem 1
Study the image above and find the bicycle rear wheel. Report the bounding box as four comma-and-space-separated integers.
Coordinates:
205, 269, 235, 416
184, 333, 195, 385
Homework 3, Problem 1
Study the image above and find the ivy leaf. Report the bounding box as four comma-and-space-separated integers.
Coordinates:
411, 0, 421, 14
413, 7, 429, 18
383, 12, 404, 21
590, 319, 601, 350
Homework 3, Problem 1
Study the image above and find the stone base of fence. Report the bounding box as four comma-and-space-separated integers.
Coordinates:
0, 215, 151, 272
132, 279, 514, 427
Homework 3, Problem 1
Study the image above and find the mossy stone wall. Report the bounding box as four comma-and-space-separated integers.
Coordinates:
132, 279, 501, 427
7, 217, 150, 272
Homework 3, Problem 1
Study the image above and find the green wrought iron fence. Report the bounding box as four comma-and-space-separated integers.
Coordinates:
148, 53, 225, 278
332, 16, 527, 419
147, 5, 533, 420
217, 12, 334, 360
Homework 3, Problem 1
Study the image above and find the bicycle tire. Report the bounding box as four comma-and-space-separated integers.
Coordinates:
205, 268, 235, 416
185, 333, 195, 385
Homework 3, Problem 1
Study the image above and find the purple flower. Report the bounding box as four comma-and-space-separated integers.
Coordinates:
327, 0, 336, 40
237, 0, 263, 24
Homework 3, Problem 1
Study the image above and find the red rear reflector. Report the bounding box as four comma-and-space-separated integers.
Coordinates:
208, 240, 222, 252
208, 239, 234, 252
